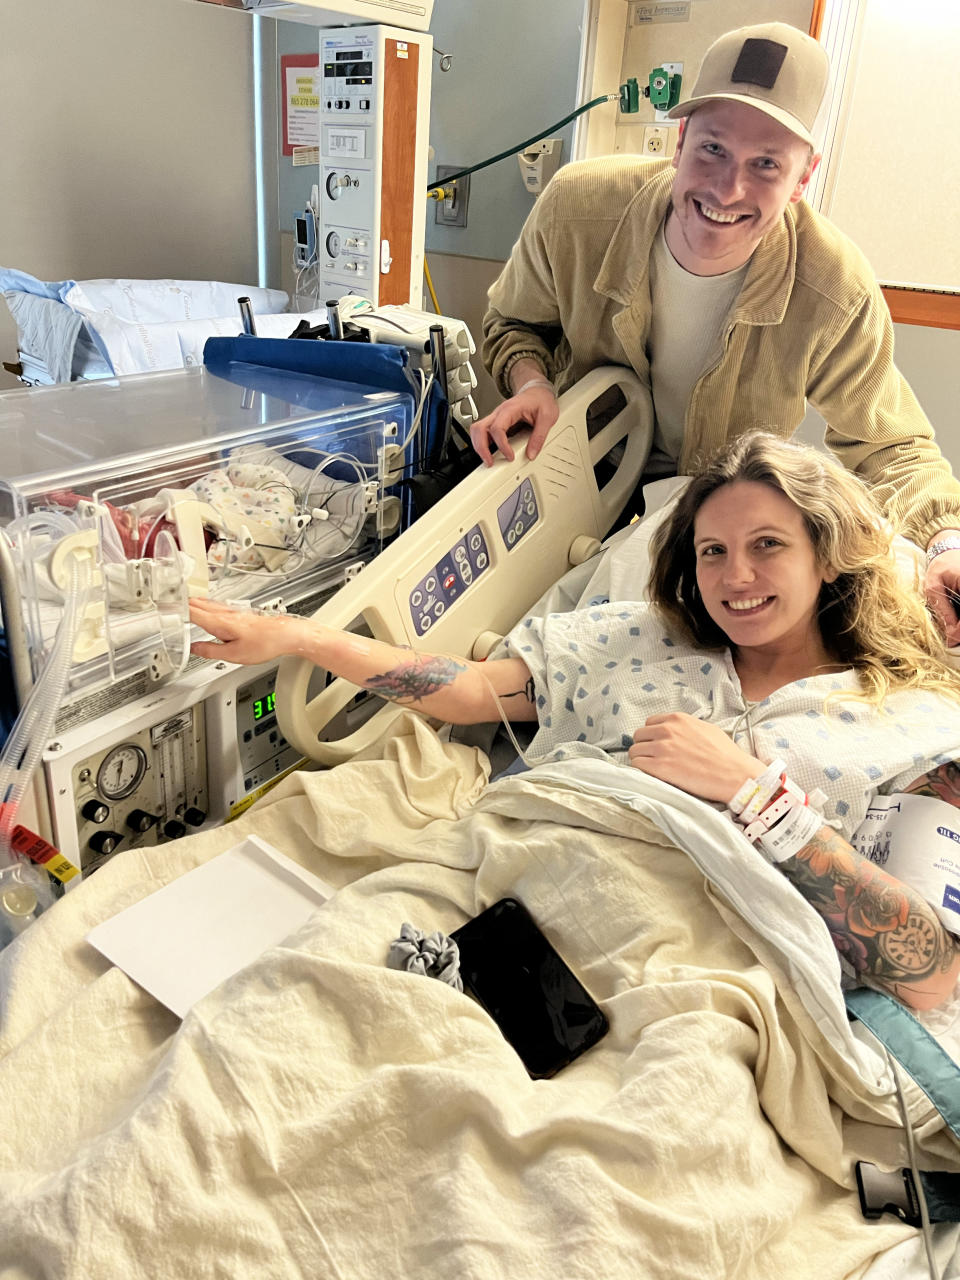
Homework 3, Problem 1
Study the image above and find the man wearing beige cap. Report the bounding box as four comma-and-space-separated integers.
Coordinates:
476, 22, 960, 642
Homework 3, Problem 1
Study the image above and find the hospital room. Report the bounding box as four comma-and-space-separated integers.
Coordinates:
3, 0, 960, 1275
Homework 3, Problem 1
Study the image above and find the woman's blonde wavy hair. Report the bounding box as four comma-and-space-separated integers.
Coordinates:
647, 432, 960, 706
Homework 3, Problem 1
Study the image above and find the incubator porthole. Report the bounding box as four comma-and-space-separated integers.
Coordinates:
97, 744, 148, 801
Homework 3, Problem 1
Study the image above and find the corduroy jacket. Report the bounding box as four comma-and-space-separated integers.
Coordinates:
482, 157, 960, 547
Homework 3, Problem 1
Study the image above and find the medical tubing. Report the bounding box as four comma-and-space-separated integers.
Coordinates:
886, 1049, 940, 1280
0, 553, 90, 868
425, 93, 618, 191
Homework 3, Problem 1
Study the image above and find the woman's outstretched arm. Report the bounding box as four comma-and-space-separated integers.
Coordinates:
189, 598, 538, 726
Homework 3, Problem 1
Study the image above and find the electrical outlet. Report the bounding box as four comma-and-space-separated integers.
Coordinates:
642, 126, 676, 158
434, 164, 470, 228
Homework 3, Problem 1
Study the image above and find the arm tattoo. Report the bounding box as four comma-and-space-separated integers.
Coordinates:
364, 655, 468, 704
904, 759, 960, 806
502, 676, 536, 703
779, 825, 959, 998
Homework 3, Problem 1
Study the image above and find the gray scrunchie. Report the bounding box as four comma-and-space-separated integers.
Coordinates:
387, 922, 463, 990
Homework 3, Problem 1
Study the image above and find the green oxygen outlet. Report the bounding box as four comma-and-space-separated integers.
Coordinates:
619, 77, 640, 114
648, 66, 682, 111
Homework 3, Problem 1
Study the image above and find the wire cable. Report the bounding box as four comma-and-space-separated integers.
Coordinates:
425, 92, 619, 191
423, 256, 441, 314
886, 1048, 941, 1280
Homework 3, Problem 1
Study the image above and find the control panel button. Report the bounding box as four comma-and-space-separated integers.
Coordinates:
81, 800, 110, 824
126, 809, 158, 833
88, 831, 122, 856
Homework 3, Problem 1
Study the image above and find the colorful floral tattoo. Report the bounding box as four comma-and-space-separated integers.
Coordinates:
779, 825, 958, 999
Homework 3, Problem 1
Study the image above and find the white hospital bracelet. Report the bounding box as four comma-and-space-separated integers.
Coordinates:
729, 759, 785, 819
757, 803, 825, 864
513, 377, 555, 398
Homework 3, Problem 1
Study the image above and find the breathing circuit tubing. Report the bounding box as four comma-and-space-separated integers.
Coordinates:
0, 516, 92, 871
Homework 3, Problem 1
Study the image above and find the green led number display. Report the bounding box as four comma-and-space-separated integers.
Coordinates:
253, 690, 276, 722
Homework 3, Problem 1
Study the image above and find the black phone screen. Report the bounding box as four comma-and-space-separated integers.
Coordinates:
450, 897, 609, 1079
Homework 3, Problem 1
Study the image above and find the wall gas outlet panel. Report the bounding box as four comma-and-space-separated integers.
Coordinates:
319, 25, 432, 307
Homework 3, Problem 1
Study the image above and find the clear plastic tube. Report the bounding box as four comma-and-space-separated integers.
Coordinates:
0, 551, 90, 869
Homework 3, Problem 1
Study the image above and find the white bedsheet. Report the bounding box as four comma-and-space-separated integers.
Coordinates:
1, 715, 956, 1279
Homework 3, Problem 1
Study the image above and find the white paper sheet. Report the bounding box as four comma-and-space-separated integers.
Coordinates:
86, 836, 335, 1018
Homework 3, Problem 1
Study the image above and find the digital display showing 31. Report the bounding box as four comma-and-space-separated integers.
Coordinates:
253, 690, 276, 722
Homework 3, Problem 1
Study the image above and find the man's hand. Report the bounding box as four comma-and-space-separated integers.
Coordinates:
627, 712, 765, 803
469, 383, 559, 466
189, 597, 312, 665
924, 537, 960, 648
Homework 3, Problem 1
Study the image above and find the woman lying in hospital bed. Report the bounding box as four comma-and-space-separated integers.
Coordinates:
191, 432, 960, 1014
4, 433, 960, 1280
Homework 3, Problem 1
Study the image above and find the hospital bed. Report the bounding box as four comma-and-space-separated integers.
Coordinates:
0, 367, 958, 1280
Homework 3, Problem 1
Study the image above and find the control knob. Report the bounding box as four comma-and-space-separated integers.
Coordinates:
163, 819, 186, 840
88, 831, 122, 857
81, 800, 110, 824
126, 809, 158, 833
184, 808, 207, 827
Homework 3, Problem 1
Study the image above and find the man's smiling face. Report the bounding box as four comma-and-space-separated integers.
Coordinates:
665, 99, 818, 276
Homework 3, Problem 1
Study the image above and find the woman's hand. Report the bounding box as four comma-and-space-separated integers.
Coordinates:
627, 712, 764, 804
189, 597, 313, 665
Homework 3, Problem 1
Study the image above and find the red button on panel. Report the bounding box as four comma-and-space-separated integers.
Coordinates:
443, 573, 457, 589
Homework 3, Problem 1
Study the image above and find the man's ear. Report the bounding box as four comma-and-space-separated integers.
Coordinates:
671, 118, 686, 172
790, 151, 822, 203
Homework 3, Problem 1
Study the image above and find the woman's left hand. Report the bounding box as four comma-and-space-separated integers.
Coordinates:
627, 712, 765, 804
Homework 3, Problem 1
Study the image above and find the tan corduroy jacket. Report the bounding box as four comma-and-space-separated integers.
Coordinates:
482, 157, 960, 548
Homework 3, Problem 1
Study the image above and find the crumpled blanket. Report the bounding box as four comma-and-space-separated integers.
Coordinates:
0, 715, 956, 1279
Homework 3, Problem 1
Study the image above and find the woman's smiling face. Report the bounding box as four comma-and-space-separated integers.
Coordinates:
693, 479, 838, 658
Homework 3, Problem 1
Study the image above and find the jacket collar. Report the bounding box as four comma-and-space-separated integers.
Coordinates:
594, 162, 798, 326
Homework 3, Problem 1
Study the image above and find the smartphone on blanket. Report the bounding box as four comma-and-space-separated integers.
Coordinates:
450, 898, 609, 1080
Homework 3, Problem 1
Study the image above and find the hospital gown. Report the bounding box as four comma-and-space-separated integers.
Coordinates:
503, 600, 960, 842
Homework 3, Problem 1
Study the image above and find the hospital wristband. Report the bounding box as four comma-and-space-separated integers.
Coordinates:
728, 759, 786, 819
514, 377, 555, 398
925, 534, 960, 564
757, 802, 825, 864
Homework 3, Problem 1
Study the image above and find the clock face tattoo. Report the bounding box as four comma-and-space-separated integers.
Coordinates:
879, 912, 939, 973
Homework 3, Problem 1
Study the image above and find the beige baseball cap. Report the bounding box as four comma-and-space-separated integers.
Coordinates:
667, 22, 829, 147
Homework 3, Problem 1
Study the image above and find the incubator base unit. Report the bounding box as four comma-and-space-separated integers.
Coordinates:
0, 364, 414, 879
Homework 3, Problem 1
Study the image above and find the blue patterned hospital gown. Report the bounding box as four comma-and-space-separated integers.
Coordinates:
502, 601, 960, 841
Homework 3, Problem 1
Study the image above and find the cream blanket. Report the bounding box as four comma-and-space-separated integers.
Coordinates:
0, 716, 957, 1279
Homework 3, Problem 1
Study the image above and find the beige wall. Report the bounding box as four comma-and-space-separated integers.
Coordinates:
615, 0, 813, 153
0, 0, 260, 390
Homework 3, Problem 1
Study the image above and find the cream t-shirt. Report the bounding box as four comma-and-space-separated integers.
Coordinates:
646, 222, 750, 475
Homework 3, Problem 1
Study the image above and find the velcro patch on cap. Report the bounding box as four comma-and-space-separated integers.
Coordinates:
731, 38, 788, 90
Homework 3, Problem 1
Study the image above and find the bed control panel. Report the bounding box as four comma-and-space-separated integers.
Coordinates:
409, 521, 490, 636
497, 479, 539, 550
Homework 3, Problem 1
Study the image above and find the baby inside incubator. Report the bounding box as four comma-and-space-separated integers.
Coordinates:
8, 446, 369, 615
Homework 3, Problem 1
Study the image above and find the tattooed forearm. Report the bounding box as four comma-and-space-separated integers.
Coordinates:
903, 759, 960, 806
778, 824, 960, 1002
364, 655, 468, 704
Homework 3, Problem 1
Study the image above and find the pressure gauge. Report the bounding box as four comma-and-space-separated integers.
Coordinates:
97, 744, 147, 801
